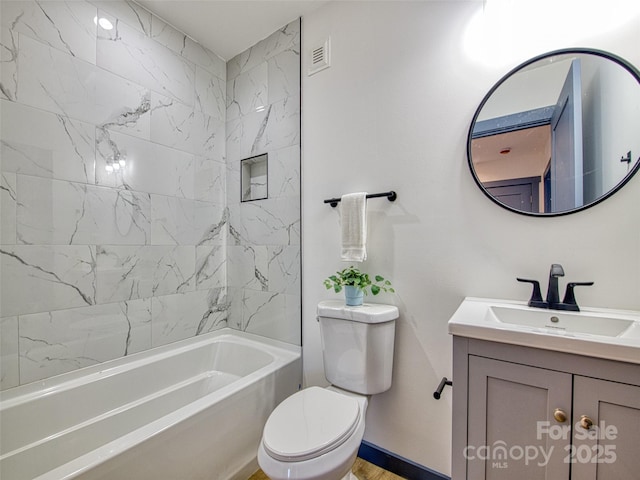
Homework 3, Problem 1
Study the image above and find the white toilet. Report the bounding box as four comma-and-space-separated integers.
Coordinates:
258, 300, 399, 480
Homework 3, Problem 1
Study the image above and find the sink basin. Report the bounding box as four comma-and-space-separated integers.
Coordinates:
486, 306, 634, 337
448, 297, 640, 364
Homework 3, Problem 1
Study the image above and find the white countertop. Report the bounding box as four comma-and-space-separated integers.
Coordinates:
448, 297, 640, 364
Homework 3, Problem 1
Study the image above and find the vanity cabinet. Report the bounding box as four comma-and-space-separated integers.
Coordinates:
452, 337, 640, 480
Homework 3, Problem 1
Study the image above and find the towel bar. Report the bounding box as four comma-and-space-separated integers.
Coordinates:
324, 191, 397, 207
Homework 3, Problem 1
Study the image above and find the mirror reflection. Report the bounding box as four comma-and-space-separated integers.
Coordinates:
468, 49, 640, 215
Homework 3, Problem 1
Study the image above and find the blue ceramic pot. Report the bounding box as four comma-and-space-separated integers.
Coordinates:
344, 285, 364, 306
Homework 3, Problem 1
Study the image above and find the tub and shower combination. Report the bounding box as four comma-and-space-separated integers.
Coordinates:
0, 329, 301, 480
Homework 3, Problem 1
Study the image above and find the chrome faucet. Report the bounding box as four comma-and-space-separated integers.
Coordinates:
545, 263, 565, 307
517, 264, 593, 311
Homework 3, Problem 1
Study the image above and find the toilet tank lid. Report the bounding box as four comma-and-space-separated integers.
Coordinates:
317, 300, 399, 323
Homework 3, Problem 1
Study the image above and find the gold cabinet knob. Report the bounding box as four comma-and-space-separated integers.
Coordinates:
580, 415, 594, 430
553, 408, 568, 423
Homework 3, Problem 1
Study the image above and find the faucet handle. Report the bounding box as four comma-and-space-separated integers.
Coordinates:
561, 282, 594, 311
517, 278, 549, 308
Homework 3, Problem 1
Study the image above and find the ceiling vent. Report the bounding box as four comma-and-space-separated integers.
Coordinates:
308, 38, 331, 76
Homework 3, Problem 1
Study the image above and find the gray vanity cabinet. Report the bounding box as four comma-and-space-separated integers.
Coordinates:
571, 377, 640, 479
452, 336, 640, 480
467, 356, 572, 479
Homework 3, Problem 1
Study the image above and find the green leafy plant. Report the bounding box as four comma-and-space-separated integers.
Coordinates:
323, 265, 395, 296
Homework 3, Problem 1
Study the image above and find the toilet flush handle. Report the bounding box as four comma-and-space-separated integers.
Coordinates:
433, 377, 452, 399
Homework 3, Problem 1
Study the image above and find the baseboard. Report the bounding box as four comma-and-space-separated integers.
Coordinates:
357, 440, 450, 480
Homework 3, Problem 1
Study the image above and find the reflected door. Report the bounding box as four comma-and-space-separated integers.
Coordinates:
485, 177, 540, 213
550, 59, 583, 211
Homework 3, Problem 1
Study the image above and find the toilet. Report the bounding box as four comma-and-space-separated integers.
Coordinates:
258, 300, 399, 480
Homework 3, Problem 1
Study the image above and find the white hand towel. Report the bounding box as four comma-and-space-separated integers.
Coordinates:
340, 192, 367, 262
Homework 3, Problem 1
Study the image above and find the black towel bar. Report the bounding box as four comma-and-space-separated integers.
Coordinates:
324, 191, 397, 207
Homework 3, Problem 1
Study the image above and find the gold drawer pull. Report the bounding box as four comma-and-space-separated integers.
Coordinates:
553, 408, 568, 423
580, 415, 594, 430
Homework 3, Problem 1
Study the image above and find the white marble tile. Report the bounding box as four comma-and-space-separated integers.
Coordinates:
151, 196, 226, 246
225, 117, 244, 164
183, 38, 226, 80
0, 245, 97, 317
226, 62, 268, 121
151, 289, 227, 346
16, 175, 151, 245
195, 156, 225, 203
195, 66, 226, 121
96, 245, 195, 303
195, 245, 225, 291
150, 93, 224, 158
17, 33, 151, 134
1, 173, 17, 244
149, 16, 225, 80
253, 94, 300, 155
17, 33, 93, 119
18, 299, 152, 384
241, 290, 301, 344
267, 49, 301, 105
268, 146, 301, 198
262, 19, 301, 60
242, 290, 283, 332
188, 199, 228, 246
228, 198, 300, 246
149, 13, 185, 51
285, 294, 302, 346
0, 316, 19, 390
227, 245, 268, 291
268, 245, 301, 295
90, 1, 151, 36
225, 287, 242, 330
0, 28, 18, 101
227, 19, 300, 81
97, 13, 195, 106
226, 95, 300, 160
1, 100, 95, 184
225, 155, 242, 206
96, 129, 196, 199
94, 83, 151, 141
1, 0, 97, 64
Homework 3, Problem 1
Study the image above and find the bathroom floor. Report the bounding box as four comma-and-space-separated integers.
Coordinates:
249, 457, 407, 480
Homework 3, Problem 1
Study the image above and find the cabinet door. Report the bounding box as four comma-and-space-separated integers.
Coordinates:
467, 356, 572, 480
572, 376, 640, 480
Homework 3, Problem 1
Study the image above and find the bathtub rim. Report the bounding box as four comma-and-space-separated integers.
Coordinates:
0, 327, 300, 406
1, 328, 301, 480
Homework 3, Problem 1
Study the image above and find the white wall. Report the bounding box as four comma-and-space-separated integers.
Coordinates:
301, 1, 640, 476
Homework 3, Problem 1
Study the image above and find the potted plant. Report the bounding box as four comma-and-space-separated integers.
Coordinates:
323, 265, 395, 306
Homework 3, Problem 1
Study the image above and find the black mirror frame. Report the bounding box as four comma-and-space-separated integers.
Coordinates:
467, 48, 640, 217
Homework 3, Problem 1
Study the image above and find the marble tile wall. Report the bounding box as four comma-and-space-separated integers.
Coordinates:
0, 0, 228, 389
225, 20, 301, 346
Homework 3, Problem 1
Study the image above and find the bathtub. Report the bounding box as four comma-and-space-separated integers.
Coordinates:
0, 328, 301, 480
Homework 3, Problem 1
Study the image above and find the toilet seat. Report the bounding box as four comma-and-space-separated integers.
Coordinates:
262, 387, 360, 462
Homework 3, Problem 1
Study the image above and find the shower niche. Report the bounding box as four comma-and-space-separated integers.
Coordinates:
241, 154, 268, 202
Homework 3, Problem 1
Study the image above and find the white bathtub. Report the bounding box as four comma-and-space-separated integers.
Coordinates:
0, 328, 301, 480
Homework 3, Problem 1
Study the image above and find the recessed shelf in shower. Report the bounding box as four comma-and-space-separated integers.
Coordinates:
241, 153, 268, 202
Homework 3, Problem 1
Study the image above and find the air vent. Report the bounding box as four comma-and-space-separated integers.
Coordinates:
308, 38, 330, 76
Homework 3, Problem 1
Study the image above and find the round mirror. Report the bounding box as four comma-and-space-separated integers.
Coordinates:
468, 48, 640, 216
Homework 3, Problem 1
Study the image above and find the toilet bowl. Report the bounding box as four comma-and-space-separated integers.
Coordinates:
257, 386, 367, 480
258, 301, 398, 480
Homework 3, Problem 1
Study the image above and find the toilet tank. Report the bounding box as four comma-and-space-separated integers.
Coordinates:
317, 300, 399, 395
